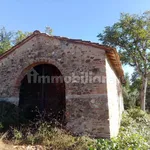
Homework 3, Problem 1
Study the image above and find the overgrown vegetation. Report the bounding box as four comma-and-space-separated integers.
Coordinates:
0, 101, 28, 132
89, 108, 150, 150
0, 102, 149, 150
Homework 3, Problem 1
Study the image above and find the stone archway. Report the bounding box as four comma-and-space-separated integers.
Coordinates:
19, 64, 66, 124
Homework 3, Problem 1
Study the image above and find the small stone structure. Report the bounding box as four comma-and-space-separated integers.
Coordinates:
0, 31, 124, 138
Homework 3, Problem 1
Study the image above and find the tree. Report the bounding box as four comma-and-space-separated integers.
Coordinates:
45, 26, 53, 35
97, 12, 150, 111
14, 27, 53, 45
122, 73, 139, 109
14, 30, 31, 45
0, 27, 53, 55
147, 77, 150, 111
0, 27, 13, 54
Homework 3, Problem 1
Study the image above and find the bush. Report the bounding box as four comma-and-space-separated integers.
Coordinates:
122, 87, 139, 109
0, 101, 29, 132
7, 121, 94, 150
1, 105, 150, 150
89, 108, 150, 150
0, 101, 20, 131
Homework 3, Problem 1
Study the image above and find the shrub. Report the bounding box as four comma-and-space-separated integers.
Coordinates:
0, 101, 30, 132
0, 101, 20, 131
8, 121, 94, 150
1, 106, 150, 150
89, 108, 150, 150
122, 87, 139, 109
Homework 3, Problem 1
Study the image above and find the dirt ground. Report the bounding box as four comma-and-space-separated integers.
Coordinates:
0, 141, 45, 150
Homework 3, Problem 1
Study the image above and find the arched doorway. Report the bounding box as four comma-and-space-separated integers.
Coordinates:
19, 64, 66, 124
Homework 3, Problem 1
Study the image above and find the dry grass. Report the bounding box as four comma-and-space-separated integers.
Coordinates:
0, 140, 14, 150
0, 123, 95, 150
0, 140, 45, 150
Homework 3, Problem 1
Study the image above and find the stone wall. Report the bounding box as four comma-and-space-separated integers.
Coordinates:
0, 34, 111, 138
106, 57, 124, 137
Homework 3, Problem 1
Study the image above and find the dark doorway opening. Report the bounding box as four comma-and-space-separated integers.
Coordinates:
19, 64, 65, 124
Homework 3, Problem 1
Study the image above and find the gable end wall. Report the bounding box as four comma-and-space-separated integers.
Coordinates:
0, 35, 111, 138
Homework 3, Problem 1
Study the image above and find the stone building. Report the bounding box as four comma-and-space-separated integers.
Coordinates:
0, 31, 124, 138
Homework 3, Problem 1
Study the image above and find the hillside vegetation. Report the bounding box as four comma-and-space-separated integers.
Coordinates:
0, 102, 149, 150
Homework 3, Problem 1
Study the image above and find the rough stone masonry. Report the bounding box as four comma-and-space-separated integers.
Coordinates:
0, 31, 124, 138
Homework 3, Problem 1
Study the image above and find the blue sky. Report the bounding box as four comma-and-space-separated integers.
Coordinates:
0, 0, 150, 75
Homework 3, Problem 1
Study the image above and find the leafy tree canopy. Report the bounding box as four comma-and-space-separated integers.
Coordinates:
0, 27, 13, 54
98, 12, 150, 76
0, 26, 53, 54
98, 11, 150, 111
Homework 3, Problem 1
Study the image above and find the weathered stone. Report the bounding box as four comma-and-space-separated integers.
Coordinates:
0, 32, 124, 138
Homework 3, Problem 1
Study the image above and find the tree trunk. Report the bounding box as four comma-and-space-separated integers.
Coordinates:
140, 76, 148, 111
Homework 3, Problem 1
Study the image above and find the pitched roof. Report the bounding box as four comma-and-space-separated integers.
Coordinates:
0, 30, 125, 83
